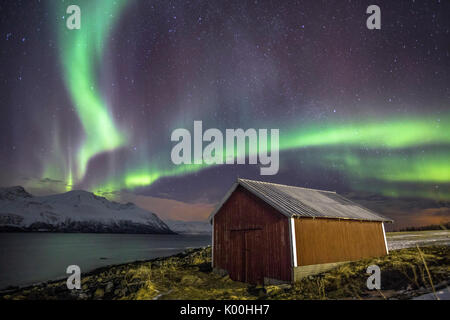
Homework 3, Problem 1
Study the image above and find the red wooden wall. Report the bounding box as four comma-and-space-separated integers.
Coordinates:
213, 186, 292, 283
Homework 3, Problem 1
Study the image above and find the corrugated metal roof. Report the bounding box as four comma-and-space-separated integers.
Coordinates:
210, 178, 393, 223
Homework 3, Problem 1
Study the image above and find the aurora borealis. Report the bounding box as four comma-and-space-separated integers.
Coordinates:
0, 0, 449, 228
57, 0, 127, 181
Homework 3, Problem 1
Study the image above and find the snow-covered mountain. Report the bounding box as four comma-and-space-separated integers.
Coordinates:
0, 186, 175, 234
164, 219, 211, 234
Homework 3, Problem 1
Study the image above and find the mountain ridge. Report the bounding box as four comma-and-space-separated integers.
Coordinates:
0, 186, 175, 234
164, 219, 211, 234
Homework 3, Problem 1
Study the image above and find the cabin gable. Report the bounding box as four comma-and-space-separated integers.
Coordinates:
213, 185, 292, 283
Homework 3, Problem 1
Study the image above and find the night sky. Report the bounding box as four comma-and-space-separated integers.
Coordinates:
0, 0, 449, 228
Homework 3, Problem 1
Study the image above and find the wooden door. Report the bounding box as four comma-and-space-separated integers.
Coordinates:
230, 230, 245, 282
245, 229, 263, 284
229, 229, 263, 284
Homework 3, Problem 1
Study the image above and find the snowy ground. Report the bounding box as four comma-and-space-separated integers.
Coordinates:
412, 288, 450, 300
386, 230, 450, 251
386, 230, 450, 300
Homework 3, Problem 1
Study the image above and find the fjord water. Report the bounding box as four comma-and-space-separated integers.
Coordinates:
0, 233, 211, 290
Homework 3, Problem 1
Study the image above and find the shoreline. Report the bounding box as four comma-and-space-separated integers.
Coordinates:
0, 229, 178, 235
0, 245, 211, 294
1, 245, 448, 300
0, 232, 212, 291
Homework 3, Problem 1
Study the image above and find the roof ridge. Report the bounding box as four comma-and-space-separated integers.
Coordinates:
210, 179, 392, 222
238, 178, 337, 194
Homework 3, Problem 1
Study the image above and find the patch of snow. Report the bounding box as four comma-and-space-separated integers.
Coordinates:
412, 288, 450, 300
431, 232, 450, 236
387, 231, 450, 250
388, 234, 421, 239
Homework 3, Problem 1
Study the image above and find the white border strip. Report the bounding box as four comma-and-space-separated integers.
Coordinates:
290, 218, 298, 267
382, 222, 389, 254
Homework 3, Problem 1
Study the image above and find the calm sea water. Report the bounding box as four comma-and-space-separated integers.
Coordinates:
0, 233, 211, 290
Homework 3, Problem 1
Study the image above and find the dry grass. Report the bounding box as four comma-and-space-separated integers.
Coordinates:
270, 245, 449, 300
416, 245, 439, 300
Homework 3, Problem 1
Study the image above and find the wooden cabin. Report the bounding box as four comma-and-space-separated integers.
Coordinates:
209, 179, 392, 284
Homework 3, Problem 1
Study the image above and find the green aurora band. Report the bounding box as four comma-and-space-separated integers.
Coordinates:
280, 114, 449, 150
57, 0, 128, 183
49, 1, 449, 200
93, 115, 450, 200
